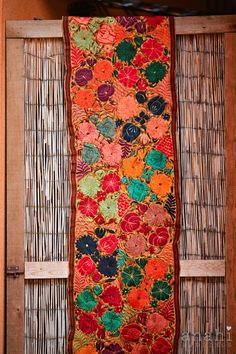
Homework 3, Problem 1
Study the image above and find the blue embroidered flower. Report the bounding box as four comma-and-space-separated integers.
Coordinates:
122, 123, 141, 142
98, 256, 118, 276
76, 235, 97, 255
145, 150, 167, 170
82, 143, 100, 165
97, 117, 116, 140
147, 95, 167, 116
128, 179, 149, 202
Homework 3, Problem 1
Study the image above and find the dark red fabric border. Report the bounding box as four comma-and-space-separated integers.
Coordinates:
169, 16, 181, 353
63, 16, 76, 354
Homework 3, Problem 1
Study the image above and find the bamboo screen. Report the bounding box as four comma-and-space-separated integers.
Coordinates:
23, 34, 226, 353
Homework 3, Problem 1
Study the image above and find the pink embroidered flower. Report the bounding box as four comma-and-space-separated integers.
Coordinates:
139, 133, 150, 145
74, 17, 91, 25
117, 95, 140, 120
78, 313, 98, 334
120, 212, 140, 232
102, 142, 122, 166
146, 117, 168, 139
101, 173, 121, 193
98, 234, 119, 254
78, 197, 98, 217
146, 313, 167, 334
144, 204, 167, 226
77, 122, 99, 144
96, 24, 116, 44
101, 285, 122, 306
77, 255, 96, 275
118, 66, 139, 87
142, 39, 164, 60
125, 234, 146, 256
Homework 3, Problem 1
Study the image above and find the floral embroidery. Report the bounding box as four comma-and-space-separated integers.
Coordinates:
64, 15, 180, 354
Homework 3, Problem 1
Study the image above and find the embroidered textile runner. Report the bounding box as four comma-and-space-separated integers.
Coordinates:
63, 16, 181, 354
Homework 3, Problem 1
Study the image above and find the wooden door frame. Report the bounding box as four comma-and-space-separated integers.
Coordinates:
4, 15, 236, 354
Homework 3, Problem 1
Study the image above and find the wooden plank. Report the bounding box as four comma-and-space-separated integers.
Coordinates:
6, 38, 24, 354
225, 33, 236, 354
5, 15, 236, 38
24, 260, 225, 279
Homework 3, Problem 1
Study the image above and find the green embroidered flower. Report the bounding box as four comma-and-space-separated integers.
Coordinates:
145, 150, 167, 170
74, 29, 94, 50
128, 179, 149, 202
75, 289, 97, 311
82, 144, 100, 165
116, 40, 136, 62
79, 175, 100, 197
121, 266, 143, 287
150, 193, 158, 201
99, 195, 118, 220
145, 61, 167, 84
102, 311, 123, 332
121, 176, 129, 184
151, 280, 172, 301
96, 117, 117, 140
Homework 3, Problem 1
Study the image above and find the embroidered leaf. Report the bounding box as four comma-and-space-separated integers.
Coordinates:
71, 45, 84, 73
159, 299, 175, 322
119, 139, 132, 158
76, 159, 91, 180
73, 329, 93, 351
164, 193, 176, 221
122, 304, 137, 324
117, 249, 128, 268
136, 258, 147, 269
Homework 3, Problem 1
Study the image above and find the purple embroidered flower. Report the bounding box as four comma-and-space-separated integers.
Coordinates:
75, 68, 93, 86
117, 16, 137, 28
102, 343, 124, 354
87, 57, 97, 66
97, 84, 115, 102
135, 21, 146, 34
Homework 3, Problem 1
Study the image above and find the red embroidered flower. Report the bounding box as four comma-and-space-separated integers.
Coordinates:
98, 234, 119, 254
101, 173, 121, 193
120, 212, 141, 232
146, 313, 167, 334
101, 285, 122, 306
118, 66, 139, 87
149, 227, 169, 247
95, 213, 105, 225
78, 313, 98, 334
133, 53, 147, 67
97, 191, 107, 202
77, 255, 96, 275
142, 39, 163, 60
92, 270, 102, 282
139, 222, 152, 235
121, 323, 142, 342
137, 78, 148, 91
146, 16, 165, 27
78, 197, 98, 217
152, 338, 172, 354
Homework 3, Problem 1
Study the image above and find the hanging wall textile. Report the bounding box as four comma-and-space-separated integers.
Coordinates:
63, 16, 181, 354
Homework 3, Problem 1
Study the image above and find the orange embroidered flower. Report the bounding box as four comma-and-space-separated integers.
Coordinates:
127, 288, 149, 310
117, 95, 140, 120
149, 172, 172, 197
145, 259, 167, 280
74, 89, 95, 109
93, 60, 114, 81
122, 155, 144, 178
76, 343, 97, 354
146, 117, 168, 139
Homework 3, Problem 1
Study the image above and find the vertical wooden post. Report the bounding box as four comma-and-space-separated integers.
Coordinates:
225, 32, 236, 354
6, 38, 24, 354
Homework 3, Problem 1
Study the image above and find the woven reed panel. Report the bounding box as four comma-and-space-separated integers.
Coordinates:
24, 35, 226, 353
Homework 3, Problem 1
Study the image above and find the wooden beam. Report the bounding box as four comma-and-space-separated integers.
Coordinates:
24, 260, 225, 279
6, 39, 24, 354
5, 15, 236, 38
225, 32, 236, 354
